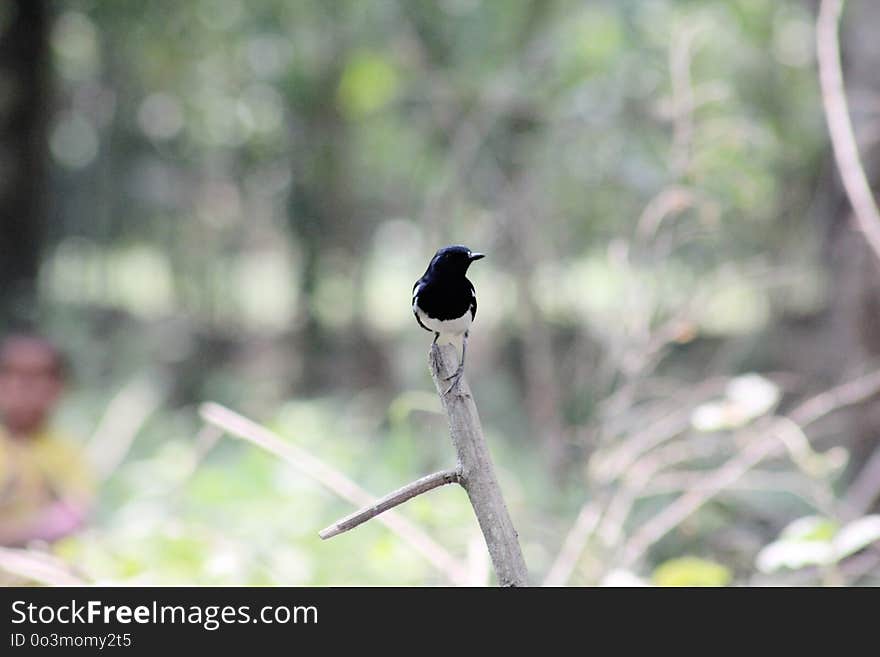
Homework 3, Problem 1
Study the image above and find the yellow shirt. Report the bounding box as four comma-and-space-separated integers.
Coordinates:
0, 428, 95, 527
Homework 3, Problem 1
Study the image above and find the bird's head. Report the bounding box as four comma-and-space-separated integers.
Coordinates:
428, 245, 485, 275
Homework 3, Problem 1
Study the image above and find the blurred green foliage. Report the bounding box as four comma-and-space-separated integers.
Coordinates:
8, 0, 875, 585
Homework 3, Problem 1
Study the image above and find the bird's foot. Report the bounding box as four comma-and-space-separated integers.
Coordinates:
443, 365, 464, 382
430, 343, 443, 373
443, 366, 465, 396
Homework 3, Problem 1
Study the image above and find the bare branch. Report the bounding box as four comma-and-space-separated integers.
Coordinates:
543, 379, 727, 586
817, 0, 880, 264
788, 368, 880, 426
87, 374, 166, 481
429, 344, 530, 586
617, 422, 788, 569
618, 369, 880, 569
198, 402, 470, 586
165, 424, 225, 504
542, 503, 601, 587
319, 468, 461, 540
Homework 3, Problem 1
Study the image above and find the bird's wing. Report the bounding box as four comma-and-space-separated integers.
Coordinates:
469, 280, 477, 320
412, 279, 424, 310
412, 280, 433, 333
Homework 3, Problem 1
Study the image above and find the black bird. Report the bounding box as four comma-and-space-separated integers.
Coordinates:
412, 245, 485, 393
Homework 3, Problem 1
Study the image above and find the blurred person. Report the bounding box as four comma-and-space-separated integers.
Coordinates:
0, 333, 94, 547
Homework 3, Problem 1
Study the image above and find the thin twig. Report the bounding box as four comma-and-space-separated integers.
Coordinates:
594, 379, 726, 483
618, 369, 880, 569
644, 470, 836, 517
165, 424, 225, 504
548, 369, 880, 583
542, 503, 601, 587
87, 374, 166, 481
544, 379, 726, 586
596, 439, 720, 551
319, 468, 461, 539
669, 25, 700, 175
198, 402, 470, 586
617, 424, 789, 569
788, 368, 880, 426
817, 0, 880, 264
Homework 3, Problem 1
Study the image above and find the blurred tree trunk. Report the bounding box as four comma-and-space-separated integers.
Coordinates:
289, 76, 350, 386
494, 1, 570, 474
0, 0, 49, 325
822, 0, 880, 509
286, 13, 388, 392
504, 171, 569, 474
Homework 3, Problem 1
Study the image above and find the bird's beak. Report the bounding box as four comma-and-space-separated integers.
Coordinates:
469, 252, 485, 261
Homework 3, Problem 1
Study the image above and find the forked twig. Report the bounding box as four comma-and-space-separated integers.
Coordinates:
317, 343, 530, 586
199, 402, 470, 586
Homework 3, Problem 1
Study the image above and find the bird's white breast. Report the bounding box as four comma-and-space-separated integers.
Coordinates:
413, 302, 472, 345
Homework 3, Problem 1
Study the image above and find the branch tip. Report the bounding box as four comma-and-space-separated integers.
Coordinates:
319, 468, 462, 540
